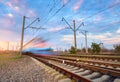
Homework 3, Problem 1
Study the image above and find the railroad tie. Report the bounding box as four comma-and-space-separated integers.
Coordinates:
68, 67, 79, 71
95, 64, 99, 66
58, 78, 73, 82
107, 65, 113, 69
116, 67, 120, 70
92, 75, 110, 82
51, 71, 60, 77
71, 68, 85, 73
100, 64, 106, 67
113, 78, 120, 82
64, 67, 79, 71
47, 69, 56, 74
83, 72, 101, 79
54, 74, 68, 82
49, 71, 60, 81
76, 70, 92, 76
67, 65, 74, 68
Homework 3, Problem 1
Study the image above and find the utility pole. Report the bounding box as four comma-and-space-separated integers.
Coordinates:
81, 43, 83, 53
62, 17, 84, 51
85, 31, 88, 54
73, 20, 77, 50
20, 16, 26, 56
20, 16, 40, 56
80, 30, 88, 54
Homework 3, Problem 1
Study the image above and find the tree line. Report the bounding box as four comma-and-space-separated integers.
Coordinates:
68, 43, 120, 54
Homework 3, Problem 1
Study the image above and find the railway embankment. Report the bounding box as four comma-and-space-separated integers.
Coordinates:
0, 52, 45, 82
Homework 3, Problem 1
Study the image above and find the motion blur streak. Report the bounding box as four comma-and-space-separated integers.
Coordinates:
22, 36, 58, 56
22, 47, 59, 56
23, 36, 50, 49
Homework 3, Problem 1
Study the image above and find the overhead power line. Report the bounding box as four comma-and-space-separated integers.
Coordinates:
20, 16, 43, 56
82, 2, 120, 22
25, 18, 40, 29
62, 17, 84, 51
79, 30, 88, 54
33, 0, 71, 39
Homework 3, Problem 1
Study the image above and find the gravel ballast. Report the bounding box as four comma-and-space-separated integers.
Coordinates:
0, 55, 45, 82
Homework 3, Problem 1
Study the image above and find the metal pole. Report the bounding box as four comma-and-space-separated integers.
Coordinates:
85, 31, 88, 54
20, 16, 25, 56
73, 20, 77, 51
62, 17, 84, 53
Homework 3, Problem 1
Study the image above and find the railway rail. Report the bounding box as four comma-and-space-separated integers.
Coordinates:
58, 54, 120, 62
50, 56, 120, 71
26, 54, 120, 82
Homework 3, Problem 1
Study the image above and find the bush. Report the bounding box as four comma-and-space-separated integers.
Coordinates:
91, 43, 101, 54
114, 44, 120, 52
69, 46, 76, 54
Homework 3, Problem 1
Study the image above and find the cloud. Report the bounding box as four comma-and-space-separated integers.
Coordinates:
0, 16, 15, 29
7, 13, 14, 18
103, 37, 120, 44
61, 35, 81, 44
116, 28, 120, 34
73, 0, 84, 12
48, 26, 65, 32
61, 32, 120, 47
87, 32, 120, 44
87, 32, 112, 40
62, 0, 68, 5
93, 15, 104, 24
6, 2, 13, 7
0, 29, 20, 42
5, 0, 37, 17
61, 35, 74, 44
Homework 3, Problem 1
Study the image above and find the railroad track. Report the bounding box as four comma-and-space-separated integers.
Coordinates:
49, 56, 120, 71
26, 54, 120, 82
58, 55, 120, 62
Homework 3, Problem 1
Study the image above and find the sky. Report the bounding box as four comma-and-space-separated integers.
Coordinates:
0, 0, 120, 51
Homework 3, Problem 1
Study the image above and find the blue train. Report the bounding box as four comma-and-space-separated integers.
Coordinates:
22, 47, 57, 55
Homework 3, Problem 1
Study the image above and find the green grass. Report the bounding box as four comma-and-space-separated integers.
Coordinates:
0, 51, 23, 69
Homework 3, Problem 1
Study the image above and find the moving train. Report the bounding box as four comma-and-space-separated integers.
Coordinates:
22, 47, 57, 55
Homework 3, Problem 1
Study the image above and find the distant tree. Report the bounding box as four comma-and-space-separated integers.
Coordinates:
69, 46, 76, 54
88, 48, 92, 53
81, 48, 86, 53
102, 48, 109, 52
77, 49, 81, 52
114, 44, 120, 52
91, 43, 101, 54
64, 49, 68, 52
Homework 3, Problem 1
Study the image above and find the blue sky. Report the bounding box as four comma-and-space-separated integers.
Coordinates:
0, 0, 120, 50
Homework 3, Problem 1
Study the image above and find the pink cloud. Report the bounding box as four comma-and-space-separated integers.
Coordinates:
88, 32, 120, 44
6, 2, 13, 7
62, 0, 68, 5
48, 26, 65, 32
103, 38, 120, 44
5, 0, 37, 17
0, 16, 15, 28
93, 15, 104, 24
73, 0, 84, 12
0, 29, 20, 42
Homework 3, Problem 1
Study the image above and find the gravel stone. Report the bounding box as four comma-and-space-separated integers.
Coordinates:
0, 56, 45, 82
